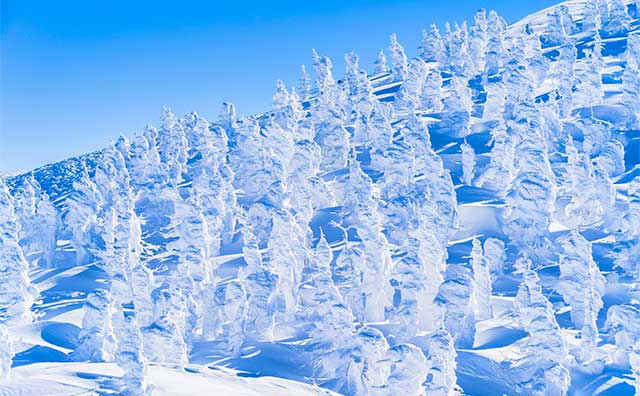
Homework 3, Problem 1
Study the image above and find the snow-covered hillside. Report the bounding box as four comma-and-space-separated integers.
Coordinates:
2, 0, 640, 395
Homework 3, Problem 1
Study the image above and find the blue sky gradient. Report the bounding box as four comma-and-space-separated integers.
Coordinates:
1, 0, 559, 172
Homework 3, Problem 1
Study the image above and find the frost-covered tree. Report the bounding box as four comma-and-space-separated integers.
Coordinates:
421, 67, 444, 113
383, 343, 428, 396
460, 140, 475, 185
169, 194, 208, 343
420, 24, 447, 67
468, 10, 488, 73
143, 281, 190, 366
604, 0, 630, 37
559, 135, 615, 227
483, 237, 506, 280
308, 300, 358, 393
112, 308, 153, 396
443, 76, 473, 138
74, 289, 116, 362
395, 58, 427, 112
424, 329, 460, 396
470, 238, 493, 321
157, 107, 188, 184
388, 33, 408, 82
544, 5, 572, 46
503, 107, 557, 252
605, 304, 640, 393
236, 227, 279, 342
448, 22, 476, 77
476, 120, 516, 192
513, 256, 570, 396
582, 0, 602, 32
344, 52, 377, 124
346, 327, 389, 396
482, 76, 506, 121
557, 230, 606, 362
573, 49, 604, 111
623, 34, 640, 117
553, 42, 577, 118
299, 64, 313, 100
287, 139, 336, 231
484, 10, 508, 75
435, 264, 476, 348
0, 181, 36, 379
310, 51, 351, 174
389, 219, 447, 339
208, 279, 246, 356
12, 175, 58, 267
373, 49, 390, 75
64, 163, 101, 266
525, 32, 550, 86
339, 156, 393, 322
0, 325, 12, 381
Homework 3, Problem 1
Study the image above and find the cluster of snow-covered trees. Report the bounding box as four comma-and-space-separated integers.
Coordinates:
1, 0, 640, 395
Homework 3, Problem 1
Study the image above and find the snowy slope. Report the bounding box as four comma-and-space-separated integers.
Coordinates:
2, 0, 640, 395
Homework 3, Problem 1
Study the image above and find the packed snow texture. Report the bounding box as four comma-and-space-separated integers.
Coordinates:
2, 0, 640, 395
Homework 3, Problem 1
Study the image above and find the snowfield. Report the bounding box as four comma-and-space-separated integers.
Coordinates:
2, 0, 640, 395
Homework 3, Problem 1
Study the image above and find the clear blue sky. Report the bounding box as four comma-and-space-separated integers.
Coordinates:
0, 0, 560, 172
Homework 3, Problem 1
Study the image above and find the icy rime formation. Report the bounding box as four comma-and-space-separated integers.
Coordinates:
2, 0, 640, 395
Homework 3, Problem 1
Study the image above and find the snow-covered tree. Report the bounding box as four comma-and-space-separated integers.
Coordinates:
460, 140, 475, 185
420, 24, 447, 67
582, 0, 603, 32
64, 163, 101, 265
157, 107, 188, 184
470, 238, 493, 321
573, 49, 604, 111
419, 67, 443, 114
557, 230, 606, 362
346, 326, 389, 396
513, 256, 570, 396
344, 52, 377, 123
623, 34, 640, 117
468, 10, 488, 73
503, 107, 557, 252
559, 135, 615, 227
0, 181, 36, 379
388, 33, 408, 82
424, 329, 460, 396
435, 264, 476, 348
553, 42, 577, 118
373, 49, 390, 75
74, 289, 116, 362
448, 22, 476, 77
443, 76, 473, 138
339, 156, 393, 323
112, 299, 153, 395
236, 227, 279, 342
383, 343, 428, 396
299, 64, 312, 100
395, 58, 427, 112
604, 0, 630, 37
310, 51, 350, 174
605, 304, 640, 393
543, 5, 573, 46
389, 219, 447, 339
12, 175, 58, 267
483, 237, 506, 280
484, 10, 508, 75
476, 120, 516, 192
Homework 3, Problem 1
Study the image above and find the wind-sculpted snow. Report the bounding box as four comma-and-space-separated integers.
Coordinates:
2, 0, 640, 395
